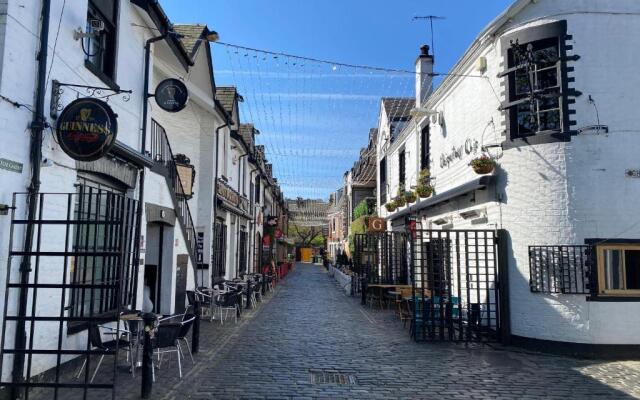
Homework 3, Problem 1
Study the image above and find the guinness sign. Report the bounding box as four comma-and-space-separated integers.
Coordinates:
155, 78, 188, 112
56, 98, 117, 161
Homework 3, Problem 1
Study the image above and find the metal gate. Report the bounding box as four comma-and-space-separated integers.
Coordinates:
411, 229, 505, 343
1, 188, 139, 399
353, 232, 409, 300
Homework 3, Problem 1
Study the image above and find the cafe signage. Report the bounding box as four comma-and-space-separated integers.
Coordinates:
216, 179, 250, 214
367, 217, 386, 233
440, 138, 479, 169
56, 98, 117, 161
155, 78, 188, 112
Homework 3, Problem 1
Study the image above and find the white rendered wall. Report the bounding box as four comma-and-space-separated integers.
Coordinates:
380, 0, 640, 344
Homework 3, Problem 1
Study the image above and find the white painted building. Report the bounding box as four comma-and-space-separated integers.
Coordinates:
377, 0, 640, 353
0, 0, 204, 383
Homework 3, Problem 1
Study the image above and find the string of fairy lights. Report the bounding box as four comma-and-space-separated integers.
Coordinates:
213, 42, 420, 219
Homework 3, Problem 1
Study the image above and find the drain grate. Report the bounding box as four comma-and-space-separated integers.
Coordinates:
309, 369, 357, 385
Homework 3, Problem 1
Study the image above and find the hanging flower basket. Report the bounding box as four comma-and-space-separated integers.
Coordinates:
404, 191, 417, 204
416, 184, 433, 198
470, 155, 496, 175
394, 196, 406, 207
384, 201, 397, 212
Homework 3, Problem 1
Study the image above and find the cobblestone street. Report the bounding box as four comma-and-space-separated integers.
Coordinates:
142, 263, 638, 400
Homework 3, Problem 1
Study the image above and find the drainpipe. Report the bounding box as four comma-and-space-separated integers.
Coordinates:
211, 122, 228, 284
248, 167, 257, 272
234, 153, 248, 278
139, 31, 167, 400
11, 0, 51, 397
133, 31, 166, 310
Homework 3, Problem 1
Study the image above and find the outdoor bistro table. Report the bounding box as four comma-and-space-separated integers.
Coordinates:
120, 312, 161, 369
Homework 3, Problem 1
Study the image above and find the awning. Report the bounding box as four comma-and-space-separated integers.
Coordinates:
110, 140, 154, 169
386, 175, 496, 220
217, 198, 252, 220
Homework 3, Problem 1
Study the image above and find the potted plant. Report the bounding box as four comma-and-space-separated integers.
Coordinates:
384, 200, 397, 212
394, 186, 406, 207
404, 190, 417, 204
470, 154, 496, 174
415, 184, 433, 198
418, 168, 430, 184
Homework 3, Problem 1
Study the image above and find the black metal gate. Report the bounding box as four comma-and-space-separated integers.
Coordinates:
411, 229, 505, 343
1, 188, 139, 399
353, 232, 409, 300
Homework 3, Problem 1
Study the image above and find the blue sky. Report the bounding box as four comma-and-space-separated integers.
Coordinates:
162, 0, 514, 199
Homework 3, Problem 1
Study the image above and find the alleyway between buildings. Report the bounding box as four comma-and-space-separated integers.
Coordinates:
146, 264, 639, 399
29, 263, 640, 400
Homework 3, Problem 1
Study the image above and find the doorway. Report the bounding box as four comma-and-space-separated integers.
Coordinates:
145, 222, 175, 314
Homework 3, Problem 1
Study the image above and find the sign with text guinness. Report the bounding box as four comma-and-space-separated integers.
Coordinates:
56, 98, 117, 161
155, 78, 188, 112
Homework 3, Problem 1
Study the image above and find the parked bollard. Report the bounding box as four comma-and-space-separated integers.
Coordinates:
141, 312, 156, 399
192, 299, 200, 353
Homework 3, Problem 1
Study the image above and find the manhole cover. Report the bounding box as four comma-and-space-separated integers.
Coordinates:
309, 369, 357, 385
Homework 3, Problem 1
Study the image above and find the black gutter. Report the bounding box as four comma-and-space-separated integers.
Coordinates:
11, 1, 51, 397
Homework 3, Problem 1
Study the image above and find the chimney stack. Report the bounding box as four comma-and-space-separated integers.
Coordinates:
415, 45, 434, 107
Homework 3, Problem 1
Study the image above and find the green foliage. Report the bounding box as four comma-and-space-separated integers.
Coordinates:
348, 216, 368, 255
353, 198, 376, 220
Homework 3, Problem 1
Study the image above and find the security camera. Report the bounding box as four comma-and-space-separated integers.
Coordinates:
73, 20, 105, 41
89, 19, 105, 32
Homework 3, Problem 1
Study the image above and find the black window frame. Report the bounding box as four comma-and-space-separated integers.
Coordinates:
255, 176, 261, 203
501, 20, 574, 148
84, 0, 120, 89
212, 219, 227, 279
68, 173, 131, 334
379, 157, 387, 204
398, 149, 406, 188
420, 125, 430, 171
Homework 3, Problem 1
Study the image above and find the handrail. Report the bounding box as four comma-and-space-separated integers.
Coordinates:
150, 119, 201, 277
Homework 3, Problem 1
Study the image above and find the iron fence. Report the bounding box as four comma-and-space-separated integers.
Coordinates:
1, 189, 138, 399
411, 229, 501, 343
529, 245, 590, 294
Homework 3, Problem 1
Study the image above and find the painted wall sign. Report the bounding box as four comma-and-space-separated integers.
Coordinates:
367, 217, 386, 233
440, 138, 479, 168
0, 158, 23, 173
155, 78, 188, 112
56, 98, 118, 161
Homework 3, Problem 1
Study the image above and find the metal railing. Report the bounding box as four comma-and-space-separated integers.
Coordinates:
529, 245, 590, 294
150, 120, 200, 272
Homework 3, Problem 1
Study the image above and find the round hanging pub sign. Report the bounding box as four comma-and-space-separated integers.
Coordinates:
56, 98, 118, 162
155, 78, 188, 112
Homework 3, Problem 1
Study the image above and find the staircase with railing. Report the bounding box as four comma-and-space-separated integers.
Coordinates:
150, 119, 200, 273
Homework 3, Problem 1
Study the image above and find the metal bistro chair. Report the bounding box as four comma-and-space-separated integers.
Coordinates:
76, 323, 134, 382
176, 314, 196, 364
153, 322, 183, 380
214, 291, 240, 325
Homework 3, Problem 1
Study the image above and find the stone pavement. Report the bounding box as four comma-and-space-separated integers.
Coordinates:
25, 263, 640, 399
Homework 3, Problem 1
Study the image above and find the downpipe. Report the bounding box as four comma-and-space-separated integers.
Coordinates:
211, 122, 228, 284
11, 0, 51, 397
139, 31, 167, 400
